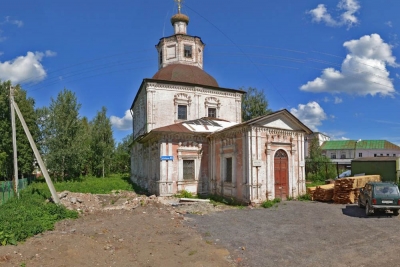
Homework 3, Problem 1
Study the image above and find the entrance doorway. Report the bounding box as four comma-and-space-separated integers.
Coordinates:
274, 149, 288, 199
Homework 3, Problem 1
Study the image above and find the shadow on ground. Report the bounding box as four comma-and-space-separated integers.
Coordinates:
342, 204, 398, 219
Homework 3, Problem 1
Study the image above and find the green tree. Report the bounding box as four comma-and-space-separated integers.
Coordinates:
241, 87, 272, 122
39, 89, 85, 181
305, 138, 336, 182
113, 133, 132, 174
90, 107, 115, 177
0, 80, 39, 179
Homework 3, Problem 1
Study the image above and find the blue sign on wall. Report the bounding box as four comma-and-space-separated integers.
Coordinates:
160, 156, 174, 161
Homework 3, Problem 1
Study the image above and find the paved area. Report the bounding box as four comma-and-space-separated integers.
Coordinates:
185, 201, 400, 267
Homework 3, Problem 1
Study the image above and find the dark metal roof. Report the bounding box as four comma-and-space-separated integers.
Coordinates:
352, 157, 399, 162
185, 118, 222, 127
152, 64, 219, 87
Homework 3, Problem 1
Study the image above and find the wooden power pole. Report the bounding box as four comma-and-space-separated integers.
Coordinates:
9, 85, 60, 204
10, 86, 19, 198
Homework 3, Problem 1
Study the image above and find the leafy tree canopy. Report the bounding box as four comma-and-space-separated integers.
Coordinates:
241, 87, 272, 122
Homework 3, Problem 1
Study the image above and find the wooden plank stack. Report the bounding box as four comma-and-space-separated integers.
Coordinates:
307, 187, 316, 200
313, 184, 335, 202
333, 175, 381, 204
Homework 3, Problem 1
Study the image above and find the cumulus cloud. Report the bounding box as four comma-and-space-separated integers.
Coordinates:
301, 34, 397, 97
290, 101, 327, 132
110, 110, 132, 131
308, 0, 360, 28
0, 51, 56, 84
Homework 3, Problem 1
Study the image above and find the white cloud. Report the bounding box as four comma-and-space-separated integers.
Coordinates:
5, 16, 23, 27
290, 101, 327, 132
301, 34, 397, 97
110, 110, 132, 131
308, 0, 360, 28
0, 51, 56, 84
334, 97, 343, 104
0, 16, 23, 42
386, 21, 393, 28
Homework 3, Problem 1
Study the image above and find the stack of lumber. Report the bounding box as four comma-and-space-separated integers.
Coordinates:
313, 184, 335, 202
307, 187, 316, 200
333, 175, 381, 204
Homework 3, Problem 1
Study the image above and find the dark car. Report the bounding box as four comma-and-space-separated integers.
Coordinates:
358, 182, 400, 216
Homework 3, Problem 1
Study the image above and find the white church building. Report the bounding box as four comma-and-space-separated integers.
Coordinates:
130, 3, 312, 204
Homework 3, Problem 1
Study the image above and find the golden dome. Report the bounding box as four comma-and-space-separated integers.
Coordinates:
171, 13, 189, 25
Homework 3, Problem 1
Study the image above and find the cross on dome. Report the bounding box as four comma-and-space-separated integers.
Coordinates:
174, 0, 184, 14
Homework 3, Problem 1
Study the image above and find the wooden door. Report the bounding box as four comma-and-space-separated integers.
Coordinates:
274, 149, 288, 199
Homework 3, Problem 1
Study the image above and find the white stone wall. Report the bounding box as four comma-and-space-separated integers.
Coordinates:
157, 35, 204, 69
132, 81, 243, 139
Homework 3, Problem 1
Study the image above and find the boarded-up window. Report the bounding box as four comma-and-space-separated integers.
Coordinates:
167, 45, 176, 59
183, 160, 195, 180
225, 157, 232, 182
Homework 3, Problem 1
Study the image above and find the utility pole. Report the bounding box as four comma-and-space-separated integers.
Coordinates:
10, 85, 19, 198
9, 84, 60, 204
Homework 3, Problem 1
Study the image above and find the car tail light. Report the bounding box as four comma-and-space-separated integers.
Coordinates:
397, 199, 400, 205
372, 199, 377, 205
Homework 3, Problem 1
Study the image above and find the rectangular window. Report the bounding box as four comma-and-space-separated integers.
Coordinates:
225, 157, 232, 182
358, 153, 362, 157
208, 108, 216, 118
159, 51, 163, 64
374, 154, 377, 157
183, 160, 195, 180
394, 154, 396, 157
330, 153, 336, 159
178, 105, 187, 120
184, 45, 192, 58
340, 154, 346, 159
387, 154, 390, 156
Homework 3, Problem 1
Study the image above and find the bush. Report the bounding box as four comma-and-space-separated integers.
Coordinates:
297, 194, 311, 201
174, 190, 196, 198
261, 198, 281, 208
0, 186, 78, 246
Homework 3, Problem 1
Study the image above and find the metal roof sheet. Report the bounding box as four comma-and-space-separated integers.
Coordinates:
321, 140, 400, 150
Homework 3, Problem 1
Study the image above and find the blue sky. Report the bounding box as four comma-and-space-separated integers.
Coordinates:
1, 0, 400, 145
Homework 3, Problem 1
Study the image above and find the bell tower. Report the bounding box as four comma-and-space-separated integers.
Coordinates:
155, 0, 205, 70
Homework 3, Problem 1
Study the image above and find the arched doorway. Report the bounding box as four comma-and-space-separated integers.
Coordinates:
274, 149, 288, 199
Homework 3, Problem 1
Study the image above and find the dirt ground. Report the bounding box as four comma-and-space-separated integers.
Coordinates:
0, 191, 238, 267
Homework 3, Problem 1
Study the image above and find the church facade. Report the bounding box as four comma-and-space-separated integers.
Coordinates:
130, 5, 312, 203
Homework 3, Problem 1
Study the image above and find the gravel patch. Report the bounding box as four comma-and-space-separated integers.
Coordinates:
184, 201, 400, 267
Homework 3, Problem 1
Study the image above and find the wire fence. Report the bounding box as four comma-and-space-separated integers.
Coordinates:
0, 177, 35, 205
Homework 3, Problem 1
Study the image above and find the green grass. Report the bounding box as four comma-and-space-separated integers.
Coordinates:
306, 181, 326, 188
0, 174, 146, 246
32, 174, 141, 194
297, 193, 312, 201
174, 190, 197, 198
0, 185, 78, 246
261, 198, 281, 208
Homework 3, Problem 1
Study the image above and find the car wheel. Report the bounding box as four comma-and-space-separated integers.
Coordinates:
365, 202, 372, 216
358, 197, 364, 208
393, 210, 399, 216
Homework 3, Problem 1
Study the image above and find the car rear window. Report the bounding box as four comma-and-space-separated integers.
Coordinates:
374, 185, 400, 196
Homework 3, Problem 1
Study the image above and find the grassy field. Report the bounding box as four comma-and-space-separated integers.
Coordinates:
0, 174, 139, 246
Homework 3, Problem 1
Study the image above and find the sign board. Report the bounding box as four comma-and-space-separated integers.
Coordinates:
160, 156, 174, 161
252, 159, 262, 167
